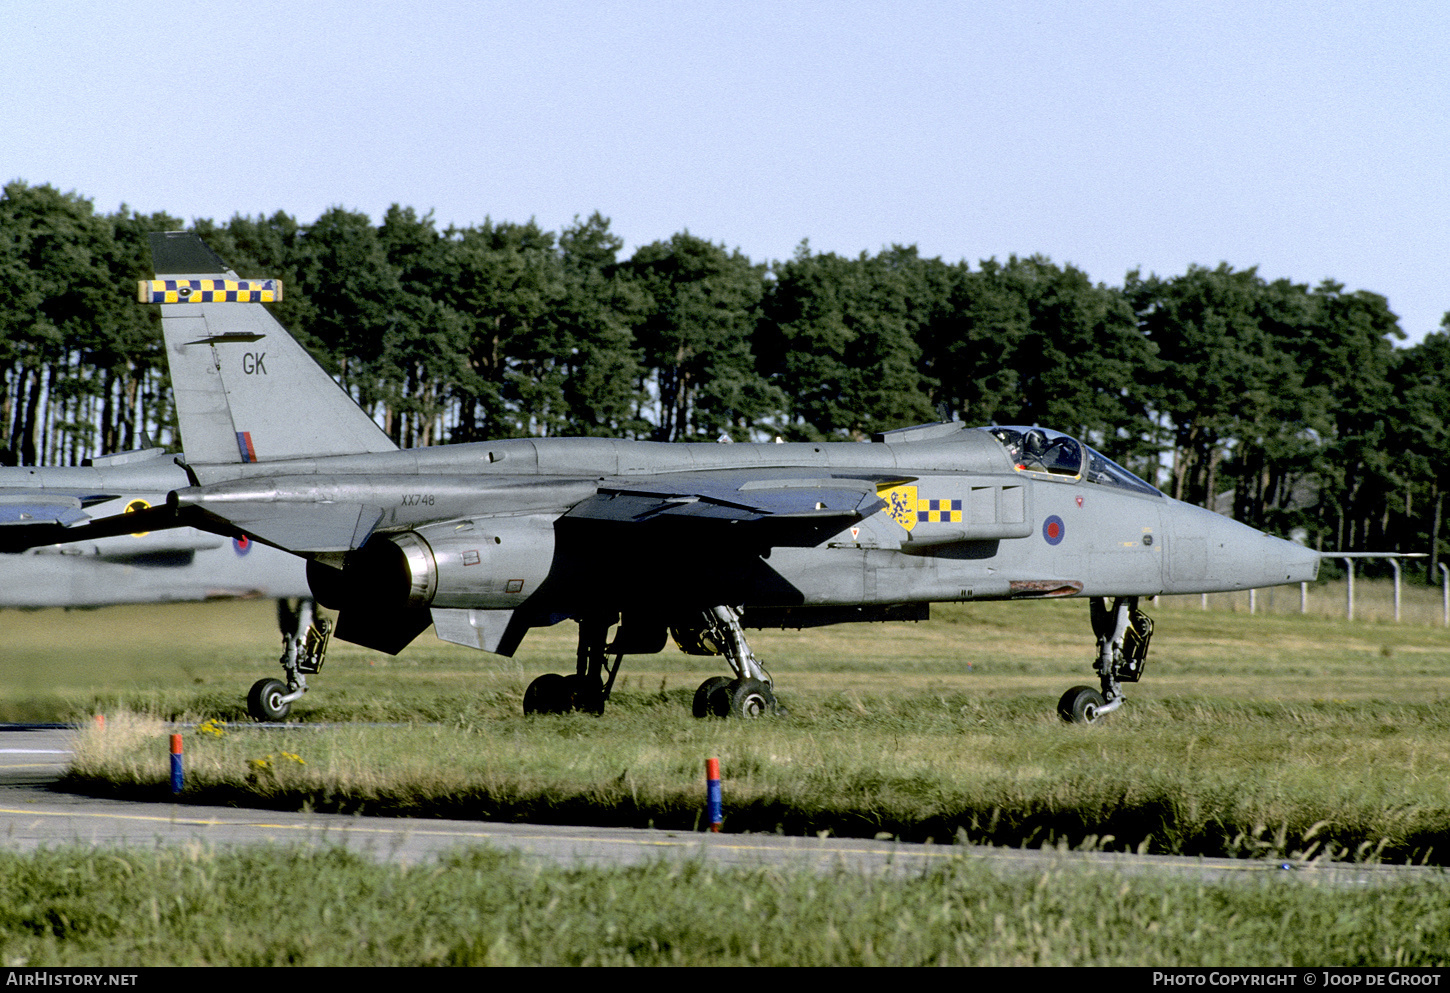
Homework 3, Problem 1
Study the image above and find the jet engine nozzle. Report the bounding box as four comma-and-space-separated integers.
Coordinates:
390, 531, 439, 608
308, 514, 556, 613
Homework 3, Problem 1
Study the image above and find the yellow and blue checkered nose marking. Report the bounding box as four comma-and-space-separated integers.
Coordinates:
916, 499, 963, 524
880, 484, 966, 531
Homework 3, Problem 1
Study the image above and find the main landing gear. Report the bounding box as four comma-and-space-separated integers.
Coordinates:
522, 605, 782, 719
685, 606, 780, 719
523, 613, 620, 715
246, 598, 332, 722
1058, 596, 1153, 725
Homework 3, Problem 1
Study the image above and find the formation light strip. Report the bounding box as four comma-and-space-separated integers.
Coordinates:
138, 279, 283, 303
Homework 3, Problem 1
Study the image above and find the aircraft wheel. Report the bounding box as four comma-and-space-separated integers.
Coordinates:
563, 674, 606, 715
692, 676, 733, 718
247, 678, 291, 722
523, 673, 568, 715
727, 678, 777, 719
1058, 685, 1106, 725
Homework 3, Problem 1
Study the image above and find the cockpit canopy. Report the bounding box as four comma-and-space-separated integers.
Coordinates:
982, 426, 1162, 498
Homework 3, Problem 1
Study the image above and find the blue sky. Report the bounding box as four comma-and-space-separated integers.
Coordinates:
5, 0, 1446, 343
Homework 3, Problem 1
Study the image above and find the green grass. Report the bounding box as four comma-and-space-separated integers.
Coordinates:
6, 579, 1446, 719
0, 845, 1447, 966
60, 691, 1450, 864
10, 581, 1447, 864
6, 583, 1450, 965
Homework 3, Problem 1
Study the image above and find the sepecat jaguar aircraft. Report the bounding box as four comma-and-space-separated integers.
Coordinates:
0, 447, 328, 712
4, 231, 1322, 723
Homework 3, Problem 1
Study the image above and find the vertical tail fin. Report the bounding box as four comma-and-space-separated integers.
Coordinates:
146, 231, 397, 464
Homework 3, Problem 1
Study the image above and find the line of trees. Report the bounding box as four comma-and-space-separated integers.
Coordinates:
2, 181, 1446, 576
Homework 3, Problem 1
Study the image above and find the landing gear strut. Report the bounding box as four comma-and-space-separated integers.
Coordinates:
1058, 596, 1153, 725
688, 606, 780, 719
246, 598, 332, 722
524, 613, 622, 715
521, 605, 782, 718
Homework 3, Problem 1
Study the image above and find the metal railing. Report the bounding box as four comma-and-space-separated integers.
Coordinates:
1179, 555, 1445, 626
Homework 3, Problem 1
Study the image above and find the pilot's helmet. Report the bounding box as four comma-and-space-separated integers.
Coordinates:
1024, 429, 1048, 457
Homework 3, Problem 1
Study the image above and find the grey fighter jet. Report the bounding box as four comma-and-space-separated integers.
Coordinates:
0, 447, 330, 716
8, 232, 1321, 723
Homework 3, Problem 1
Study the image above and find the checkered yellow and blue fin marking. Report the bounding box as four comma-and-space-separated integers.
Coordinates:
137, 279, 283, 304
145, 231, 396, 466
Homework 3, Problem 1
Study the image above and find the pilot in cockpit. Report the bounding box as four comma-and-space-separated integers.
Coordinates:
992, 427, 1082, 477
986, 426, 1163, 497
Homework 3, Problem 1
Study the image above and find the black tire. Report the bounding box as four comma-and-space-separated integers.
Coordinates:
727, 678, 777, 719
1057, 685, 1106, 725
523, 673, 568, 715
247, 678, 291, 722
563, 673, 606, 715
692, 676, 734, 718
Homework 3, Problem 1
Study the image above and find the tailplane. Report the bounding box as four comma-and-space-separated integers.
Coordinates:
146, 231, 397, 464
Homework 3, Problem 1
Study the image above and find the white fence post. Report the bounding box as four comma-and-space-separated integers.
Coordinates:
1342, 558, 1355, 621
1390, 558, 1402, 622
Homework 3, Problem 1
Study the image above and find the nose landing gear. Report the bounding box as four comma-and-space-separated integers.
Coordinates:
246, 598, 332, 722
1059, 596, 1153, 724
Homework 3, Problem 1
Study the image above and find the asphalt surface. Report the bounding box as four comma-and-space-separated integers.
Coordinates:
0, 725, 1441, 885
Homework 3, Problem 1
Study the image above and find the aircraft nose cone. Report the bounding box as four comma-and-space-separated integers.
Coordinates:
1163, 500, 1320, 593
1248, 532, 1321, 588
1279, 539, 1321, 585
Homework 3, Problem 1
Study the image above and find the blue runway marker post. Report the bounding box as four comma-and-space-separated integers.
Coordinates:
706, 758, 722, 832
170, 733, 183, 794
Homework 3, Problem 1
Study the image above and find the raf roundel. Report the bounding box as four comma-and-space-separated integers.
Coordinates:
1042, 515, 1066, 546
233, 535, 252, 556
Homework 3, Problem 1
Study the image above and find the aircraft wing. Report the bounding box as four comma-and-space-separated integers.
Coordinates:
0, 490, 151, 553
0, 447, 196, 552
9, 498, 384, 557
564, 472, 891, 545
183, 501, 385, 554
0, 491, 115, 528
0, 500, 190, 554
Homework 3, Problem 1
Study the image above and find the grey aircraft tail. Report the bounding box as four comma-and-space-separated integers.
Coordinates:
147, 231, 397, 465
